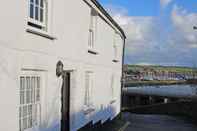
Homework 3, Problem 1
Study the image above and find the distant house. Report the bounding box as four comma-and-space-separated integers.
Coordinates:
0, 0, 126, 131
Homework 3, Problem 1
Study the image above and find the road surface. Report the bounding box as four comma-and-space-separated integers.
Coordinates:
122, 113, 197, 131
81, 112, 197, 131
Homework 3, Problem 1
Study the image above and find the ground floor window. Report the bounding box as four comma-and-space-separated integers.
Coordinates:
84, 71, 93, 107
19, 75, 41, 131
111, 74, 115, 100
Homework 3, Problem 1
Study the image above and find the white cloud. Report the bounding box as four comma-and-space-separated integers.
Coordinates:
160, 0, 173, 8
104, 4, 157, 51
104, 5, 166, 64
171, 5, 197, 48
115, 17, 156, 53
122, 17, 158, 53
103, 4, 130, 25
104, 4, 197, 67
136, 62, 155, 66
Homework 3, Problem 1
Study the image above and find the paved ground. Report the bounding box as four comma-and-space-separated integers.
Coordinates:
81, 112, 197, 131
122, 113, 197, 131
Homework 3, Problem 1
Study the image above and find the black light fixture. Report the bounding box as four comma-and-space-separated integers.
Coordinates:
56, 61, 64, 77
194, 26, 197, 30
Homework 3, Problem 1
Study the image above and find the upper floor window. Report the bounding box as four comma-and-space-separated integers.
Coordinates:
113, 44, 118, 60
113, 32, 119, 62
88, 9, 98, 51
28, 0, 47, 31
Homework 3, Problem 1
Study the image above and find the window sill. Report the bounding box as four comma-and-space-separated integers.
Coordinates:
88, 49, 98, 55
112, 59, 119, 63
83, 106, 95, 115
26, 28, 57, 40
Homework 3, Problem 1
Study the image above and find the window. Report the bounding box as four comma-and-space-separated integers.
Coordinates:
88, 29, 94, 49
113, 44, 118, 60
84, 71, 93, 107
110, 74, 116, 101
113, 32, 119, 62
19, 76, 41, 131
88, 9, 98, 50
28, 0, 47, 31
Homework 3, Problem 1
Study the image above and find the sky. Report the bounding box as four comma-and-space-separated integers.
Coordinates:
99, 0, 197, 67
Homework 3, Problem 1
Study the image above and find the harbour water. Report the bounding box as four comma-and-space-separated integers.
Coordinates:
124, 85, 197, 99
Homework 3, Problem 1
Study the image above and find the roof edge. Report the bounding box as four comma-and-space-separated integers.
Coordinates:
91, 0, 126, 39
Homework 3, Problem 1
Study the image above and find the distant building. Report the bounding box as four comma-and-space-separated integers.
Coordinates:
0, 0, 126, 131
124, 66, 197, 81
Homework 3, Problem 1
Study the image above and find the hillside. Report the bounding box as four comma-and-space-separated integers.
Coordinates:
125, 65, 197, 73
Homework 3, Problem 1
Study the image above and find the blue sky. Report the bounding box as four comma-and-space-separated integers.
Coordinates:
100, 0, 160, 16
99, 0, 197, 67
99, 0, 197, 16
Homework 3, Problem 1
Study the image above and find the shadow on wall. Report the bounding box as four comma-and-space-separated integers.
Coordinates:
34, 103, 118, 131
75, 103, 118, 131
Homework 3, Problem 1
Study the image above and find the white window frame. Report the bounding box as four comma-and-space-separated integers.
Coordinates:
88, 8, 98, 54
84, 71, 94, 108
28, 0, 48, 31
88, 29, 94, 49
19, 73, 42, 131
110, 74, 116, 104
113, 32, 120, 62
113, 44, 118, 60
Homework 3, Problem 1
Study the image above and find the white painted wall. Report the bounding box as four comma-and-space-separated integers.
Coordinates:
0, 0, 124, 131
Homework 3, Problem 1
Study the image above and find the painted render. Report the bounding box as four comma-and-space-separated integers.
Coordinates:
0, 0, 125, 131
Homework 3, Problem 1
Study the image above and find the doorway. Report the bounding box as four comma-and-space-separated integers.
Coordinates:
61, 71, 70, 131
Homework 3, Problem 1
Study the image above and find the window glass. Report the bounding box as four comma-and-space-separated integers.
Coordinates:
30, 3, 34, 18
35, 6, 39, 20
88, 30, 94, 49
84, 72, 93, 107
40, 0, 44, 7
114, 45, 118, 59
88, 9, 98, 49
113, 32, 119, 60
35, 0, 39, 5
40, 8, 43, 22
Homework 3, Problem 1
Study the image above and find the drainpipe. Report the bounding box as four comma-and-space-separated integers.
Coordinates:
121, 37, 126, 113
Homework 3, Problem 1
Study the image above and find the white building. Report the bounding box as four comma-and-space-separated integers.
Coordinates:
0, 0, 126, 131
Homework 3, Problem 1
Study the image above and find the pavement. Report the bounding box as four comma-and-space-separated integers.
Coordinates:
81, 112, 197, 131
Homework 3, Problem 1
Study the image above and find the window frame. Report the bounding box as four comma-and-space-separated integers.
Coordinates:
113, 32, 120, 62
28, 0, 47, 31
19, 72, 42, 131
113, 44, 118, 60
110, 74, 116, 104
84, 71, 94, 107
26, 0, 56, 39
88, 8, 98, 54
88, 29, 94, 50
84, 71, 95, 115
